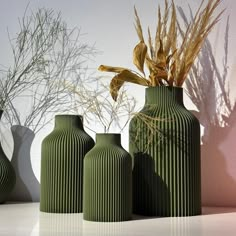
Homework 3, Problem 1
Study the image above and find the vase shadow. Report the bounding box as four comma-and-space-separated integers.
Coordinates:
9, 125, 40, 202
200, 120, 236, 206
132, 152, 170, 216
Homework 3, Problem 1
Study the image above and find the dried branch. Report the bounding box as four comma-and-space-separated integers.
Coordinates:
64, 74, 137, 133
1, 7, 96, 133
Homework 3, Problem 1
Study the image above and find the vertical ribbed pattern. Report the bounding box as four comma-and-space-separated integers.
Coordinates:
129, 87, 201, 216
0, 146, 16, 203
0, 109, 16, 203
40, 115, 94, 213
83, 133, 132, 222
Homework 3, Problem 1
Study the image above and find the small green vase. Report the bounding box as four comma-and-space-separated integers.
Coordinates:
129, 86, 201, 216
0, 110, 16, 203
83, 133, 132, 222
40, 115, 94, 213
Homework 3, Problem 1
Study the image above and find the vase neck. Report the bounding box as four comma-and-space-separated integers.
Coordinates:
96, 133, 121, 146
145, 86, 183, 106
54, 115, 84, 130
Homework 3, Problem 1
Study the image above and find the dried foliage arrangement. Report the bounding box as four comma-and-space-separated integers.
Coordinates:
64, 75, 137, 133
98, 0, 224, 101
0, 7, 96, 133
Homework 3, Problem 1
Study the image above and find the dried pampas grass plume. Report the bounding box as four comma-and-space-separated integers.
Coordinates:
99, 0, 224, 101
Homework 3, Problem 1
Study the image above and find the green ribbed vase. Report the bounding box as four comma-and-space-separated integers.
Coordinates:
40, 115, 94, 213
129, 86, 201, 216
0, 110, 16, 203
83, 133, 132, 222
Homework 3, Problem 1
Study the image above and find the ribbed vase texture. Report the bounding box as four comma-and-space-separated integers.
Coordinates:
83, 133, 132, 222
0, 146, 16, 203
40, 115, 94, 213
129, 87, 201, 216
0, 110, 16, 203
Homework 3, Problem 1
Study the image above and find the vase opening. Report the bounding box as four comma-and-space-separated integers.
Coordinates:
96, 133, 121, 146
54, 115, 83, 129
145, 86, 183, 106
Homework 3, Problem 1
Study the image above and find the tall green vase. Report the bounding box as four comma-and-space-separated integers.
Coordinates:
83, 133, 132, 222
0, 110, 16, 203
129, 86, 201, 216
40, 115, 94, 213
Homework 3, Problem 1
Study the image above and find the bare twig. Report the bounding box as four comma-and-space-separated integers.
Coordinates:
1, 7, 96, 134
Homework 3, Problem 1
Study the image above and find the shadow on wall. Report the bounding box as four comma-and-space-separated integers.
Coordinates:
8, 125, 40, 202
185, 16, 236, 206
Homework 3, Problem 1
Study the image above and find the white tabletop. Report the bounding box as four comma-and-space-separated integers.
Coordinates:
0, 203, 236, 236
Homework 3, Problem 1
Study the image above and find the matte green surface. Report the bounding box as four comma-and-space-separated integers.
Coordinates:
0, 145, 16, 204
129, 87, 201, 216
40, 115, 94, 213
0, 110, 16, 203
83, 133, 132, 222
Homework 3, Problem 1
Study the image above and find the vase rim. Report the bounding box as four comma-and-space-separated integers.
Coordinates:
96, 133, 120, 135
11, 125, 35, 136
146, 86, 183, 90
54, 114, 84, 129
96, 133, 121, 138
144, 85, 184, 105
55, 114, 82, 118
55, 114, 83, 122
95, 133, 121, 145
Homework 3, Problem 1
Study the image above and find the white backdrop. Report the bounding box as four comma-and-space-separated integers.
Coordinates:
0, 0, 236, 206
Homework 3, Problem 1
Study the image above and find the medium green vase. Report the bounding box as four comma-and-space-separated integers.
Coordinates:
0, 110, 16, 203
83, 133, 132, 222
129, 86, 201, 216
40, 115, 94, 213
